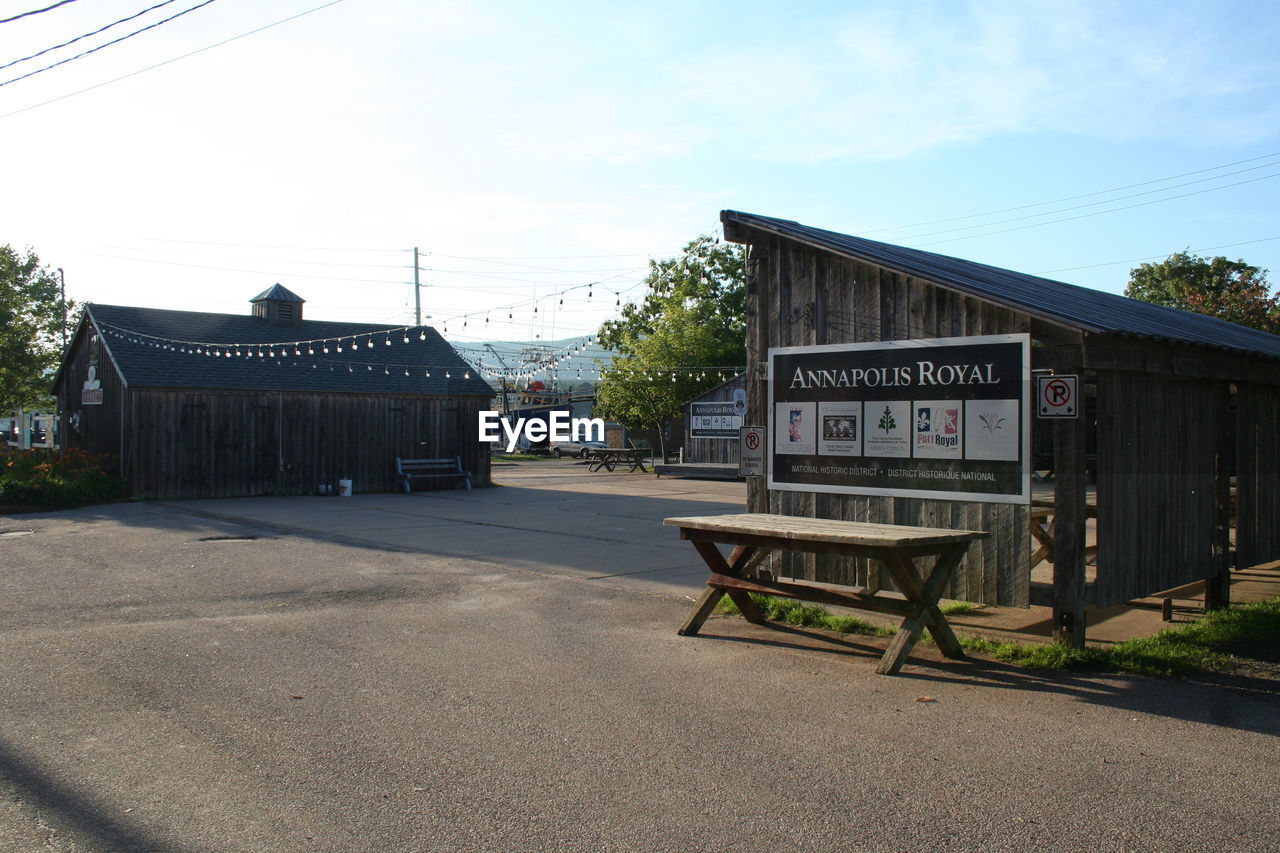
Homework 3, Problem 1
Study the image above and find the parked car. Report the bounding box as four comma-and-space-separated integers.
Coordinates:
550, 439, 608, 459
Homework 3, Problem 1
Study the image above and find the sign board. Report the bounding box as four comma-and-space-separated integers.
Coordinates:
690, 400, 741, 439
81, 365, 104, 405
1036, 374, 1079, 418
739, 426, 765, 476
768, 334, 1031, 503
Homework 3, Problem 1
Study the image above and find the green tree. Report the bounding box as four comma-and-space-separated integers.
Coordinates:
1126, 250, 1279, 333
0, 245, 67, 414
595, 236, 746, 458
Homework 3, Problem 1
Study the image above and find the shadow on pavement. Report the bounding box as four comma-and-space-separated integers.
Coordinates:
0, 738, 203, 853
694, 618, 1280, 738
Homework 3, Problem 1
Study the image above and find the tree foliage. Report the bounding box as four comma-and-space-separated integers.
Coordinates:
0, 245, 67, 414
1126, 250, 1279, 333
594, 236, 746, 454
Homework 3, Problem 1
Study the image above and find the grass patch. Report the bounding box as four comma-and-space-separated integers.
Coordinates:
939, 600, 980, 616
963, 598, 1280, 677
716, 592, 897, 638
715, 591, 1280, 678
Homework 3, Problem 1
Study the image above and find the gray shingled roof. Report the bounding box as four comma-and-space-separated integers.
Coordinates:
722, 210, 1280, 361
81, 303, 494, 397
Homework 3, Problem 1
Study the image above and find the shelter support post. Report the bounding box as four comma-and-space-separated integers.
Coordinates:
1052, 386, 1088, 649
1206, 385, 1232, 610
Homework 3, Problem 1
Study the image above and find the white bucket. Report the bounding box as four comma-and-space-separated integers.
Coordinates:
337, 479, 353, 497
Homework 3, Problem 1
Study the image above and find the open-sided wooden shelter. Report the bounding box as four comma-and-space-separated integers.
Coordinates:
723, 210, 1280, 645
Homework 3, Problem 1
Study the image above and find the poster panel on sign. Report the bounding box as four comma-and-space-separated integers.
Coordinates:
818, 401, 862, 456
774, 401, 815, 455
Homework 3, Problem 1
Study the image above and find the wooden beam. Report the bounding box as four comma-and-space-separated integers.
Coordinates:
1207, 383, 1232, 610
1082, 333, 1280, 386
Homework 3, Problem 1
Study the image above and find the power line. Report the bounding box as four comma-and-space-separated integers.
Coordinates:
895, 161, 1280, 243
1, 0, 220, 89
138, 237, 404, 252
917, 171, 1280, 248
0, 0, 78, 25
0, 0, 345, 119
1037, 235, 1280, 275
0, 0, 179, 72
863, 151, 1280, 236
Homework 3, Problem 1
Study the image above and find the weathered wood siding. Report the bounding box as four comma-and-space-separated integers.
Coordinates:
1093, 372, 1224, 606
126, 390, 491, 499
683, 373, 747, 464
55, 323, 128, 469
749, 239, 1030, 607
1236, 382, 1280, 570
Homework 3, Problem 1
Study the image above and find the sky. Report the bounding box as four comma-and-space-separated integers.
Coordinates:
2, 0, 1278, 354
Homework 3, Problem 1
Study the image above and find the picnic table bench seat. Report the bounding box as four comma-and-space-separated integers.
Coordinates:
395, 456, 471, 493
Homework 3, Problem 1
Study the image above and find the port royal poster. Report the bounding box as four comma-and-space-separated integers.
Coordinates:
768, 334, 1031, 503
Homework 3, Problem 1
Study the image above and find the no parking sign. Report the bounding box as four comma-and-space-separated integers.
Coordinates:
739, 426, 765, 476
1036, 374, 1078, 418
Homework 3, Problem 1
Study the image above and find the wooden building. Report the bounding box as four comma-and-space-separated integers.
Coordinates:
681, 373, 747, 465
723, 210, 1280, 645
52, 285, 494, 499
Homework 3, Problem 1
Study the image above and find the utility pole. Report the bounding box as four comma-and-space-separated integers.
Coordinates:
413, 247, 421, 326
57, 267, 66, 351
484, 344, 514, 413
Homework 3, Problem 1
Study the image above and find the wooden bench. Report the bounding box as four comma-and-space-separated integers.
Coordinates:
664, 513, 987, 674
395, 456, 471, 493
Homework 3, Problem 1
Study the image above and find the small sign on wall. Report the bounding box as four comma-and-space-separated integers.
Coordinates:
1036, 374, 1078, 418
739, 426, 765, 476
690, 400, 742, 439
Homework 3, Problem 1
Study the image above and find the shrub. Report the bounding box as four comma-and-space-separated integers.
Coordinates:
0, 447, 126, 508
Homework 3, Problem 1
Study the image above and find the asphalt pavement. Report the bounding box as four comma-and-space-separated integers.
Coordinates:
0, 461, 1276, 851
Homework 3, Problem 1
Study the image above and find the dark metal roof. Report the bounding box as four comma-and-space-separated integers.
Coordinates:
250, 283, 305, 304
722, 210, 1280, 361
76, 303, 493, 397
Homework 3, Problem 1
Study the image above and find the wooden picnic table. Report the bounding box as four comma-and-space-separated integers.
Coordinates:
1029, 497, 1098, 569
663, 513, 987, 674
586, 447, 649, 473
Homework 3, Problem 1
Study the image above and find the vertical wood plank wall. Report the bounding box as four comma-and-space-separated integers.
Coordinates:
683, 374, 747, 464
56, 325, 128, 470
126, 391, 491, 499
1236, 382, 1280, 571
1093, 372, 1220, 606
752, 239, 1031, 607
